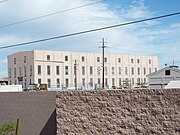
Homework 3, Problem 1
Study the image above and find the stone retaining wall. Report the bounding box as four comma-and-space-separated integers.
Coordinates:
56, 89, 180, 135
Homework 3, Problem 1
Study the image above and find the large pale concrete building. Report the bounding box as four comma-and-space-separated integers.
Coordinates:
8, 50, 158, 90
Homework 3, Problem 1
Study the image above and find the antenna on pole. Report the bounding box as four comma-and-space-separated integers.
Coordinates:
99, 38, 107, 90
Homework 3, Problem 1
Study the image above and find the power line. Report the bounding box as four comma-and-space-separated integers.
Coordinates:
0, 11, 179, 50
0, 0, 105, 29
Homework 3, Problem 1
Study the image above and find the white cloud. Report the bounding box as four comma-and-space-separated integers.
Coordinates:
121, 0, 151, 19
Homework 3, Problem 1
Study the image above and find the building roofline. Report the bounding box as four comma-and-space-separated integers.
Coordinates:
147, 66, 180, 77
9, 50, 158, 57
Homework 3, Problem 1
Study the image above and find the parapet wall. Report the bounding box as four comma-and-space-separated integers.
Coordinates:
56, 89, 180, 135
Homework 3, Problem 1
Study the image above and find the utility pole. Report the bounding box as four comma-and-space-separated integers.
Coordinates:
74, 60, 77, 90
100, 38, 107, 89
15, 118, 19, 135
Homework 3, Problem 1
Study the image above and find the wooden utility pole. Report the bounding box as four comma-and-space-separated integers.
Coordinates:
100, 38, 107, 89
74, 60, 77, 90
15, 118, 19, 135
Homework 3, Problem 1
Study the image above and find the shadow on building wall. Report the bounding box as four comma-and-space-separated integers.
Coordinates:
40, 109, 57, 135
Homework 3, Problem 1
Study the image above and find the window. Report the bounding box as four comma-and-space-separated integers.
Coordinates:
47, 79, 51, 88
9, 80, 12, 85
24, 56, 26, 63
65, 78, 69, 87
118, 67, 121, 75
30, 65, 32, 76
14, 58, 16, 64
112, 67, 115, 75
14, 67, 16, 78
30, 79, 32, 85
105, 78, 108, 86
82, 78, 85, 87
112, 78, 115, 86
82, 56, 85, 62
19, 67, 22, 76
97, 57, 100, 62
137, 59, 140, 64
132, 78, 134, 85
24, 66, 26, 77
47, 55, 50, 60
149, 68, 151, 74
165, 70, 170, 75
143, 67, 146, 75
119, 78, 121, 86
90, 66, 93, 75
23, 79, 26, 87
15, 79, 17, 85
97, 66, 101, 75
9, 68, 11, 78
82, 66, 85, 75
131, 59, 134, 63
56, 66, 60, 75
118, 58, 121, 63
149, 59, 151, 64
144, 78, 146, 83
125, 67, 128, 75
47, 65, 51, 75
104, 57, 107, 62
65, 66, 68, 75
105, 66, 107, 75
38, 79, 41, 84
65, 56, 68, 61
38, 65, 41, 75
138, 67, 140, 75
98, 78, 100, 84
137, 78, 140, 85
57, 79, 60, 88
90, 78, 93, 87
132, 67, 134, 75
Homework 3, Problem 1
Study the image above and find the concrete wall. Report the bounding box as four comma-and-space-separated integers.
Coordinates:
56, 89, 180, 135
0, 91, 56, 135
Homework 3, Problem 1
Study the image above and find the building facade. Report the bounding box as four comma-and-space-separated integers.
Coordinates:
147, 66, 180, 89
8, 50, 158, 90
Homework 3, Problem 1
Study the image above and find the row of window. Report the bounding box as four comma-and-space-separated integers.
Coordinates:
65, 56, 152, 64
13, 56, 27, 64
9, 66, 32, 78
29, 55, 153, 64
10, 76, 147, 88
9, 65, 156, 78
38, 65, 156, 76
38, 77, 147, 88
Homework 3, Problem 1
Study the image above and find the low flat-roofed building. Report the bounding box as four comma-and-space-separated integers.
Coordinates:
8, 50, 158, 90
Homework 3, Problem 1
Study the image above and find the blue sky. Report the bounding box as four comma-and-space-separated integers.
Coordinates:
0, 0, 179, 78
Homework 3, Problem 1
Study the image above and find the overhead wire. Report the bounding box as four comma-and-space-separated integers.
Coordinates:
0, 0, 105, 29
0, 11, 179, 50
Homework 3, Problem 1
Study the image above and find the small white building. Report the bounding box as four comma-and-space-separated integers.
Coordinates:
0, 85, 23, 92
165, 80, 180, 89
147, 66, 180, 89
